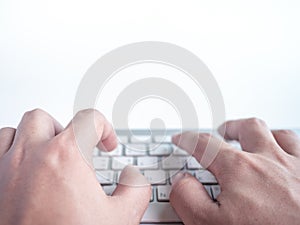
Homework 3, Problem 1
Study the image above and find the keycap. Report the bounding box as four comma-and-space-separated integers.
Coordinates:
96, 170, 114, 184
130, 135, 152, 143
204, 185, 213, 198
116, 171, 122, 183
144, 170, 166, 184
93, 148, 100, 156
211, 185, 221, 199
150, 187, 155, 202
173, 147, 189, 156
162, 156, 187, 169
149, 144, 173, 156
101, 144, 123, 156
112, 157, 134, 170
118, 135, 128, 144
142, 202, 181, 223
154, 135, 172, 143
137, 157, 159, 169
93, 157, 109, 170
195, 170, 217, 184
102, 185, 116, 195
157, 185, 171, 201
125, 144, 147, 156
187, 157, 202, 169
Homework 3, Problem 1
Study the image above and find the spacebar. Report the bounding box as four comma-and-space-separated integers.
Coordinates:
141, 202, 181, 223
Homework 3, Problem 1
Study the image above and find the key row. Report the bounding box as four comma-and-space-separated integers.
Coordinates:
94, 144, 189, 157
96, 169, 217, 185
117, 134, 242, 149
117, 135, 173, 144
93, 156, 203, 170
102, 184, 221, 201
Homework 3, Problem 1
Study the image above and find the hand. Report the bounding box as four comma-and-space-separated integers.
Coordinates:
170, 118, 300, 225
0, 109, 151, 225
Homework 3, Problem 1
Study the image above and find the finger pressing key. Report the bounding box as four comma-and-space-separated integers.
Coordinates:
172, 131, 232, 179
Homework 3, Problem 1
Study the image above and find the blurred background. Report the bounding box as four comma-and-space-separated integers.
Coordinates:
1, 0, 300, 129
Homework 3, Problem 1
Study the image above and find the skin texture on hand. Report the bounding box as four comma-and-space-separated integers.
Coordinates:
0, 109, 151, 225
170, 118, 300, 225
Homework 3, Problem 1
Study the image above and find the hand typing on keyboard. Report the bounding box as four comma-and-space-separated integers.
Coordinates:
170, 118, 300, 225
0, 109, 151, 225
0, 109, 299, 225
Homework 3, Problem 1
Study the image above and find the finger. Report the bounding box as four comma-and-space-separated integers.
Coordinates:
170, 172, 219, 224
218, 118, 281, 154
272, 130, 300, 157
112, 165, 151, 224
14, 109, 63, 147
172, 131, 232, 176
0, 127, 16, 157
62, 109, 118, 165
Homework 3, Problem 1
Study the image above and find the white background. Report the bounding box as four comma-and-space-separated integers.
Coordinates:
1, 0, 300, 129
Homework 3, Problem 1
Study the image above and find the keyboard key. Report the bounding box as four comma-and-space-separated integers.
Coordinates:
96, 170, 114, 184
116, 171, 122, 183
93, 157, 110, 170
125, 144, 147, 156
118, 136, 128, 144
204, 185, 213, 198
173, 147, 189, 156
102, 185, 116, 195
93, 148, 100, 156
211, 185, 221, 199
187, 157, 202, 169
144, 170, 166, 184
162, 156, 187, 169
195, 170, 217, 184
112, 157, 134, 170
151, 186, 155, 202
142, 202, 181, 223
101, 144, 123, 156
149, 144, 173, 156
154, 135, 172, 143
157, 185, 171, 201
130, 135, 152, 143
137, 157, 159, 169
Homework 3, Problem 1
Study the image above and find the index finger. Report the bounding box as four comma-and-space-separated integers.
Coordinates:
172, 131, 233, 178
62, 109, 118, 165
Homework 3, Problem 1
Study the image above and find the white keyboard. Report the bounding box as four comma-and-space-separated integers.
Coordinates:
93, 130, 226, 224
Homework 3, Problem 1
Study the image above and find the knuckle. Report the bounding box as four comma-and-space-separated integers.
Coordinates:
276, 129, 297, 137
23, 108, 48, 120
0, 127, 15, 134
244, 117, 267, 128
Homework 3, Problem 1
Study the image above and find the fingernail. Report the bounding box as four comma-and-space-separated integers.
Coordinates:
119, 165, 150, 187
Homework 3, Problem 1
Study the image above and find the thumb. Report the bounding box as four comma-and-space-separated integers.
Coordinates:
170, 172, 219, 225
112, 165, 151, 224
